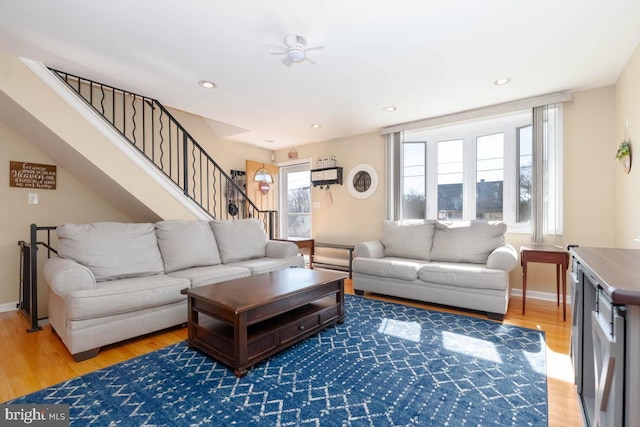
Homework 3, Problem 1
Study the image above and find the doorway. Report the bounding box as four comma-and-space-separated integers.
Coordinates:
279, 162, 311, 239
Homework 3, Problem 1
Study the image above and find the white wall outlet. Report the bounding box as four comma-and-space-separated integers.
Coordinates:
28, 193, 38, 205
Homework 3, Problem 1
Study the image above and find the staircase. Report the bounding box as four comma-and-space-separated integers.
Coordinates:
49, 69, 277, 237
1, 57, 277, 331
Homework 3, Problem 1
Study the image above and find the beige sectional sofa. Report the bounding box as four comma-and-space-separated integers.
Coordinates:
44, 218, 304, 361
352, 220, 518, 320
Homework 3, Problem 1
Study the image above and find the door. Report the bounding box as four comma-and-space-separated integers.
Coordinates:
279, 163, 311, 239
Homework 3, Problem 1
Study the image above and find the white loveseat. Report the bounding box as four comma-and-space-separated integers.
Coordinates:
352, 220, 518, 320
44, 218, 304, 361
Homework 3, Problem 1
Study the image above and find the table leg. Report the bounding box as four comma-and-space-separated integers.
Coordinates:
556, 264, 561, 306
562, 262, 567, 321
522, 260, 527, 315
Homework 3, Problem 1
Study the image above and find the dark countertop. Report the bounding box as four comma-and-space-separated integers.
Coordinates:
571, 247, 640, 306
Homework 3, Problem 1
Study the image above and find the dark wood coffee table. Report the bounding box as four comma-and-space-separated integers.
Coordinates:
185, 268, 346, 377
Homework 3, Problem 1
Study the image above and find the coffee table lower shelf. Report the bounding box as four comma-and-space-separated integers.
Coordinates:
188, 296, 344, 377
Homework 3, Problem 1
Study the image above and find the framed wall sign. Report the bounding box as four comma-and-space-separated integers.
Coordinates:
9, 161, 57, 189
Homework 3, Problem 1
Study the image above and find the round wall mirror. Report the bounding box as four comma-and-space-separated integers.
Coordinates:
347, 164, 378, 199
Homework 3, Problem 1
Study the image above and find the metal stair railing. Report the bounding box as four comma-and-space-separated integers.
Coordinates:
49, 69, 277, 237
18, 224, 57, 332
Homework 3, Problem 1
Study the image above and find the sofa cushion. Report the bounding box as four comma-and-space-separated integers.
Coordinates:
380, 220, 436, 261
418, 262, 508, 291
57, 222, 164, 282
229, 257, 305, 275
66, 274, 189, 320
155, 220, 221, 273
352, 257, 429, 281
430, 221, 506, 264
168, 265, 251, 288
210, 219, 268, 263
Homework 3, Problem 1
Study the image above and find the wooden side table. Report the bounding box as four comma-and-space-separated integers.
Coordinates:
520, 245, 569, 320
275, 238, 314, 269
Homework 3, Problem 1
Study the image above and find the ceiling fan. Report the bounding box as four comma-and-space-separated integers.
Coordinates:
268, 34, 323, 67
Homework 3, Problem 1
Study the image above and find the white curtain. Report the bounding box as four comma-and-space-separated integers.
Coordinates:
384, 132, 402, 220
531, 104, 562, 242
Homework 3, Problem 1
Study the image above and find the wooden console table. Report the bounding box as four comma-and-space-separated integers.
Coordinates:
570, 247, 640, 427
314, 243, 355, 278
520, 244, 569, 320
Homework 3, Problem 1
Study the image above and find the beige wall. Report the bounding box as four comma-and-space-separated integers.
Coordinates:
276, 132, 386, 245
0, 122, 132, 314
615, 43, 640, 248
563, 87, 618, 248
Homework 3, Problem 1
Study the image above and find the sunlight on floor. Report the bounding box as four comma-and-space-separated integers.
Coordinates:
377, 318, 421, 342
530, 323, 574, 383
441, 331, 502, 363
545, 343, 575, 383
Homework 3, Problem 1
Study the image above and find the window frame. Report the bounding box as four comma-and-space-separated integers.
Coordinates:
278, 160, 312, 239
399, 112, 533, 232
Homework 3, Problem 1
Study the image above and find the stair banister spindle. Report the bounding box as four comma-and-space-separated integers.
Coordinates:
183, 132, 189, 197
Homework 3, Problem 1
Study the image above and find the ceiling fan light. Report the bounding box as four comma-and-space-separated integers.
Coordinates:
288, 48, 305, 63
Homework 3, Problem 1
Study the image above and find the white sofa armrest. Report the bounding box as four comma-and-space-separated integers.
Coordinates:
265, 240, 299, 258
354, 240, 385, 259
486, 244, 518, 272
44, 257, 97, 297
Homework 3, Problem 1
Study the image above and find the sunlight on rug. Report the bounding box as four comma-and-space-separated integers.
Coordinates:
7, 295, 547, 426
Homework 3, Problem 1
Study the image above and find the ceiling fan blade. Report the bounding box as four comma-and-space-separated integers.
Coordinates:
285, 34, 299, 47
282, 56, 294, 67
305, 56, 316, 65
268, 45, 288, 55
305, 45, 323, 52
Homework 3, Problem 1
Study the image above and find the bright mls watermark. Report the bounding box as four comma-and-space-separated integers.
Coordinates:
2, 404, 69, 426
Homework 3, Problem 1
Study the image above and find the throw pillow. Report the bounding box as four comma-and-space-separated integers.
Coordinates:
57, 222, 165, 281
155, 220, 222, 273
430, 220, 507, 264
209, 218, 268, 263
380, 220, 436, 261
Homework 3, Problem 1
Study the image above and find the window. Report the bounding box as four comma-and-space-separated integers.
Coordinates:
476, 133, 504, 220
279, 163, 311, 238
384, 94, 568, 237
402, 143, 425, 219
399, 110, 536, 230
438, 139, 464, 219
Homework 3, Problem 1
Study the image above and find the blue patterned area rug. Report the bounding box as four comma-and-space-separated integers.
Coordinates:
8, 295, 547, 426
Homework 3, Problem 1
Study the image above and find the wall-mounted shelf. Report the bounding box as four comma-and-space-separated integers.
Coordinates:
311, 167, 343, 187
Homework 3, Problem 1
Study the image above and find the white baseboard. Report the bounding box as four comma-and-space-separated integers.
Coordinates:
0, 301, 18, 313
511, 288, 572, 305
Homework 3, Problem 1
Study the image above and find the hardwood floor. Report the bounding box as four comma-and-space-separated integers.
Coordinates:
0, 280, 582, 426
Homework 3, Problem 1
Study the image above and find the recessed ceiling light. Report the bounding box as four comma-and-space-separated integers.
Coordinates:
383, 106, 397, 112
198, 80, 217, 89
494, 77, 511, 86
311, 124, 321, 128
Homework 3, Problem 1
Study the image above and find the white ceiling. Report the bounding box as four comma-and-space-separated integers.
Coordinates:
1, 0, 639, 150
